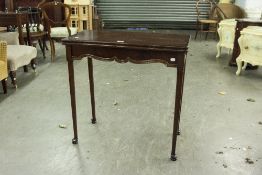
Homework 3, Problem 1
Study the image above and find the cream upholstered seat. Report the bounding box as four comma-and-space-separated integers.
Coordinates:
50, 27, 77, 38
0, 41, 8, 94
0, 32, 37, 88
7, 45, 37, 72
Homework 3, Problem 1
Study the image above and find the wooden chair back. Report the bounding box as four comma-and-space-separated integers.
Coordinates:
39, 1, 72, 36
196, 0, 216, 20
17, 7, 43, 32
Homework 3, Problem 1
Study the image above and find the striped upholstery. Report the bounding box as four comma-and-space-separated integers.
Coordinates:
0, 41, 8, 82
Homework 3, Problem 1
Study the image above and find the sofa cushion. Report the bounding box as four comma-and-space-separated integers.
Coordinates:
50, 27, 78, 38
7, 45, 37, 71
0, 32, 19, 45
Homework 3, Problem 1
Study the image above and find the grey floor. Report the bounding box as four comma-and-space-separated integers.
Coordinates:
0, 30, 262, 175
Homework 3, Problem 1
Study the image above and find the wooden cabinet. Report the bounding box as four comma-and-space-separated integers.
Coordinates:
231, 19, 262, 67
236, 26, 262, 75
216, 19, 237, 58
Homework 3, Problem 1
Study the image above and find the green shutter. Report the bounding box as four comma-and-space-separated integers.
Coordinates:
96, 0, 210, 29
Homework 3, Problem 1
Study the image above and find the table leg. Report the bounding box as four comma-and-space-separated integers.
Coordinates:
88, 58, 97, 124
67, 53, 78, 144
171, 65, 186, 161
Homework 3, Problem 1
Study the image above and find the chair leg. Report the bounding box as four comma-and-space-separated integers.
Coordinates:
216, 43, 221, 58
205, 24, 210, 40
38, 39, 46, 59
9, 71, 17, 88
215, 24, 219, 40
23, 65, 28, 72
195, 22, 199, 40
236, 58, 242, 76
1, 78, 7, 94
50, 39, 55, 62
44, 40, 49, 51
31, 59, 37, 72
205, 32, 208, 40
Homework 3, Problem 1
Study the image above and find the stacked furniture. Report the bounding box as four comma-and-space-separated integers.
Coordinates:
215, 3, 245, 58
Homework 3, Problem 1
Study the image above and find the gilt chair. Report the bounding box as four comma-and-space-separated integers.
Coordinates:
0, 32, 37, 88
0, 41, 8, 94
195, 0, 219, 40
40, 1, 77, 61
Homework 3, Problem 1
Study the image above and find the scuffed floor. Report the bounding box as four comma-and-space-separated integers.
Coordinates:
0, 30, 262, 175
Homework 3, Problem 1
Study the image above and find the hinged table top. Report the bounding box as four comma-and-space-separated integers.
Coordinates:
62, 30, 190, 51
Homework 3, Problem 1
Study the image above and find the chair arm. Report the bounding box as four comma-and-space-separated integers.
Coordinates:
0, 41, 8, 81
0, 41, 7, 62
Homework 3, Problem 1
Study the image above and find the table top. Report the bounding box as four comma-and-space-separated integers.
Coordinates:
0, 11, 27, 15
0, 12, 28, 25
62, 30, 190, 51
236, 18, 262, 23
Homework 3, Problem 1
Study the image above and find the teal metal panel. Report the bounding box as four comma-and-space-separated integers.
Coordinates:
96, 0, 210, 29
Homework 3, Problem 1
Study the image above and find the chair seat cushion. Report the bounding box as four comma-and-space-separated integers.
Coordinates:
0, 32, 19, 45
7, 45, 37, 71
199, 19, 218, 24
50, 27, 78, 38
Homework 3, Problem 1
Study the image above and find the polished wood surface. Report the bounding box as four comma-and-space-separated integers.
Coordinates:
0, 12, 31, 45
62, 30, 190, 161
0, 1, 5, 11
230, 18, 262, 67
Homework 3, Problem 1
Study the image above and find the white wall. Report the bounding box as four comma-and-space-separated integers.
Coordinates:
235, 0, 262, 18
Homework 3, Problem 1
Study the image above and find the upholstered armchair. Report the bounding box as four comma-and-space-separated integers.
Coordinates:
0, 32, 37, 88
0, 41, 8, 94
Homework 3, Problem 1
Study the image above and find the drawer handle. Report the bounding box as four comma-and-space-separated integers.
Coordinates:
170, 58, 176, 62
244, 46, 249, 50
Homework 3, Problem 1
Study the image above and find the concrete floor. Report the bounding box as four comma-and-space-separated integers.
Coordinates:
0, 30, 262, 175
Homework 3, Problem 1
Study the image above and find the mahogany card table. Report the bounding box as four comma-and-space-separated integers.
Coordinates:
62, 30, 190, 161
